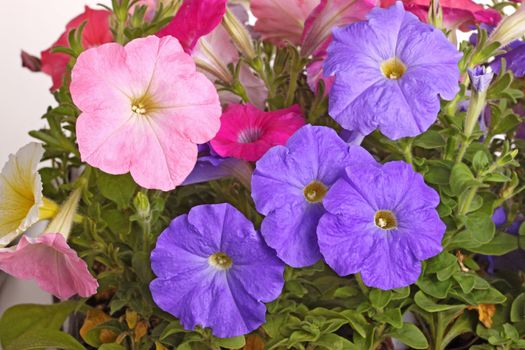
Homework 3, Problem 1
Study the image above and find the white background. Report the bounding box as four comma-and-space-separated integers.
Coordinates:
0, 0, 108, 316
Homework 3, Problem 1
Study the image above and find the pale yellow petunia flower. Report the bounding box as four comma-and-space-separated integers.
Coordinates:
0, 142, 58, 246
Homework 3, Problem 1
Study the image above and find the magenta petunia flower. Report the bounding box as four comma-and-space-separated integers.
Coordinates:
317, 159, 445, 290
70, 35, 221, 191
210, 104, 305, 162
157, 0, 227, 53
324, 2, 461, 140
150, 203, 284, 337
0, 233, 98, 300
251, 0, 319, 46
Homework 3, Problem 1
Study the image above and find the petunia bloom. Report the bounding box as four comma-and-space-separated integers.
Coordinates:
251, 0, 319, 46
491, 41, 525, 78
150, 203, 284, 337
324, 2, 461, 140
252, 125, 374, 267
210, 104, 305, 162
39, 6, 112, 91
70, 35, 221, 191
0, 188, 98, 300
157, 0, 227, 53
0, 143, 58, 247
380, 0, 500, 31
317, 159, 445, 290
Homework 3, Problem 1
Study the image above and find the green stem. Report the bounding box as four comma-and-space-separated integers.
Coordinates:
403, 139, 414, 165
285, 55, 300, 106
433, 313, 445, 350
355, 273, 369, 296
458, 185, 479, 216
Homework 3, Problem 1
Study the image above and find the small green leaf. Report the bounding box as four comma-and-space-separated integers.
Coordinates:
467, 232, 518, 255
388, 323, 429, 349
464, 212, 496, 244
4, 329, 86, 350
98, 344, 127, 350
510, 293, 525, 322
369, 289, 392, 309
214, 335, 246, 349
414, 131, 445, 149
97, 171, 137, 208
414, 291, 465, 312
450, 163, 478, 195
374, 308, 403, 328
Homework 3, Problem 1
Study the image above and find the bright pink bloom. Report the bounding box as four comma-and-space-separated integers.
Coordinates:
70, 35, 221, 191
210, 104, 305, 162
301, 0, 377, 57
0, 233, 98, 300
380, 0, 501, 31
40, 6, 112, 91
157, 0, 227, 53
251, 0, 320, 46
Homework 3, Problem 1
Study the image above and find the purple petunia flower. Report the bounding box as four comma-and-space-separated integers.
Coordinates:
324, 2, 461, 140
317, 159, 446, 290
149, 203, 284, 338
251, 125, 374, 267
491, 41, 525, 78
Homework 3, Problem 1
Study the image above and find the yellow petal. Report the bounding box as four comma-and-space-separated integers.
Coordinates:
0, 143, 44, 246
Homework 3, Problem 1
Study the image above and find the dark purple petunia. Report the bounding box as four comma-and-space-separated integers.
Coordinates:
149, 203, 284, 338
324, 2, 461, 140
491, 41, 525, 78
317, 159, 446, 290
251, 125, 375, 267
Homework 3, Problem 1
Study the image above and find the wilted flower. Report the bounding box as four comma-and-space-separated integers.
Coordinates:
251, 0, 319, 46
210, 104, 305, 162
324, 2, 461, 140
252, 125, 375, 267
70, 35, 221, 190
380, 0, 501, 31
0, 143, 58, 247
38, 6, 112, 91
157, 0, 227, 53
488, 4, 525, 47
150, 203, 284, 337
0, 188, 98, 300
317, 159, 445, 289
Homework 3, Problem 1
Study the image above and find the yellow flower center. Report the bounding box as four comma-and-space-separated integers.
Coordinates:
208, 252, 233, 270
374, 210, 397, 230
303, 181, 328, 203
380, 57, 407, 80
131, 93, 157, 116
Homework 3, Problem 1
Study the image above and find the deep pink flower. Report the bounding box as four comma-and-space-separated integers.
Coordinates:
70, 35, 221, 190
157, 0, 227, 53
380, 0, 501, 31
301, 0, 377, 57
210, 104, 305, 162
0, 233, 98, 300
251, 0, 320, 46
40, 6, 112, 91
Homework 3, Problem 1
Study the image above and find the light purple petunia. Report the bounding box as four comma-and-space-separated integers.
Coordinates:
324, 2, 461, 140
251, 125, 374, 267
149, 203, 284, 338
317, 159, 446, 290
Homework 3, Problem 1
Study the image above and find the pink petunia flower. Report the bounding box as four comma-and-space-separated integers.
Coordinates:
251, 0, 320, 46
40, 6, 113, 91
0, 233, 98, 300
380, 0, 501, 31
210, 104, 305, 162
157, 0, 227, 53
70, 35, 222, 191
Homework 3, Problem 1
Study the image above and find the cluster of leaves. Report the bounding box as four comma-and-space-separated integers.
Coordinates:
1, 1, 525, 350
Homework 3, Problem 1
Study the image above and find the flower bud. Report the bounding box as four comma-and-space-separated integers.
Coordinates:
222, 8, 256, 60
133, 192, 151, 219
488, 4, 525, 47
45, 187, 82, 240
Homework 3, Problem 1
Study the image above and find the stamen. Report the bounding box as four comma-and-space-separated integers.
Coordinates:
374, 210, 398, 230
131, 103, 147, 115
237, 127, 263, 144
380, 57, 407, 80
208, 252, 233, 270
303, 181, 328, 203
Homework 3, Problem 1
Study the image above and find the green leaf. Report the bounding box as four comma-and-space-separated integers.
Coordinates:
414, 291, 465, 312
414, 131, 445, 149
4, 329, 86, 350
450, 163, 478, 195
453, 273, 476, 294
387, 323, 429, 349
374, 308, 403, 328
132, 251, 153, 283
98, 344, 127, 350
369, 289, 392, 309
314, 334, 358, 350
416, 276, 452, 299
467, 232, 518, 255
97, 171, 137, 208
510, 293, 525, 323
472, 151, 491, 174
214, 335, 246, 349
0, 301, 82, 349
464, 212, 496, 244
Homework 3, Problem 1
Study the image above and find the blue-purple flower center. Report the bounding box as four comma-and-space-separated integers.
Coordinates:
380, 58, 407, 80
208, 252, 233, 270
374, 210, 397, 230
303, 181, 328, 203
237, 127, 263, 144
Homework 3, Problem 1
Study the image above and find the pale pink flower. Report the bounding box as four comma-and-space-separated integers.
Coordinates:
157, 0, 227, 53
70, 35, 221, 191
0, 234, 98, 300
251, 0, 320, 46
210, 104, 305, 161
